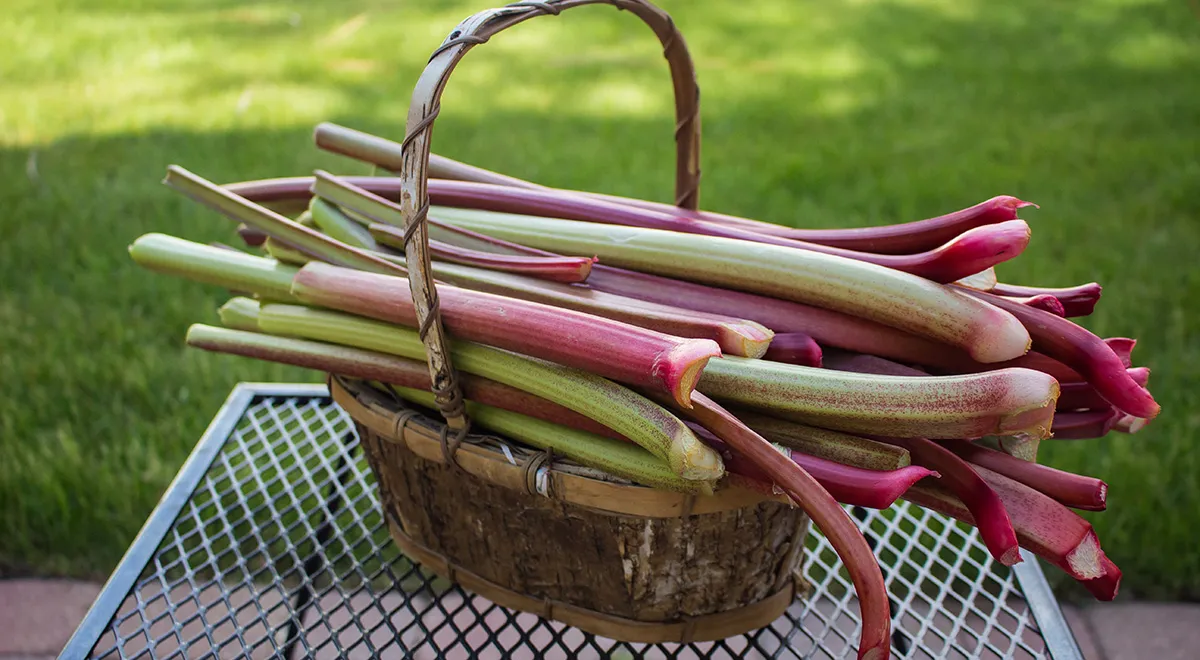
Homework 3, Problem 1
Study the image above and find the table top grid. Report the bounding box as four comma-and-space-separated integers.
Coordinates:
67, 388, 1077, 660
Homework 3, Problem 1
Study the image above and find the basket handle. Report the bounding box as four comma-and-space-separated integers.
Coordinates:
396, 0, 702, 436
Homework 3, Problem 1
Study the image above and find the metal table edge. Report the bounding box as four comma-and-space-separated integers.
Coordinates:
57, 382, 1086, 659
58, 382, 330, 659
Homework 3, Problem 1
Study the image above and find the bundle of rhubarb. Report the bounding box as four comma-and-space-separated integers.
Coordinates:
131, 122, 1157, 660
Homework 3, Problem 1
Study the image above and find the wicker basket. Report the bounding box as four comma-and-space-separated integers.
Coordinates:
330, 0, 811, 643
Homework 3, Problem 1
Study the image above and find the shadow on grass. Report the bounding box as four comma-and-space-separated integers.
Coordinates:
1, 0, 1197, 601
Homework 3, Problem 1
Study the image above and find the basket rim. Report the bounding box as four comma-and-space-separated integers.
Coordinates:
331, 376, 788, 518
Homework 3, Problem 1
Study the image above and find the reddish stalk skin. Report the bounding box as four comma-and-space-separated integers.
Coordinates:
1058, 368, 1150, 410
368, 223, 596, 284
291, 263, 721, 408
188, 327, 626, 441
678, 394, 892, 660
1081, 557, 1122, 600
992, 282, 1102, 318
584, 265, 967, 366
1051, 408, 1122, 440
1004, 294, 1066, 317
597, 194, 1036, 255
1104, 338, 1136, 368
690, 424, 937, 509
763, 333, 822, 367
939, 442, 1107, 511
822, 351, 928, 377
906, 465, 1111, 583
426, 179, 1030, 283
963, 291, 1160, 419
876, 437, 1021, 565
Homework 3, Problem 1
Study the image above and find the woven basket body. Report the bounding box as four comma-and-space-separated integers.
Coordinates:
331, 0, 812, 643
334, 379, 810, 643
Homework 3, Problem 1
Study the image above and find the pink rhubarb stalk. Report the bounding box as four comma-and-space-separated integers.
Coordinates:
425, 260, 774, 358
962, 291, 1160, 419
1006, 294, 1067, 317
427, 179, 1031, 283
290, 262, 720, 408
679, 394, 893, 660
1105, 338, 1136, 368
878, 437, 1020, 565
185, 324, 625, 440
763, 332, 822, 367
991, 282, 1102, 318
906, 465, 1114, 586
940, 442, 1107, 511
693, 425, 937, 510
1058, 368, 1150, 410
598, 194, 1037, 256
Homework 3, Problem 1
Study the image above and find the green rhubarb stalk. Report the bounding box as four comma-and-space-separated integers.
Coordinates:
309, 197, 378, 249
163, 166, 404, 276
389, 385, 704, 493
430, 207, 1032, 363
731, 410, 911, 471
248, 301, 722, 483
218, 298, 266, 331
264, 238, 311, 266
129, 233, 297, 301
701, 356, 1059, 439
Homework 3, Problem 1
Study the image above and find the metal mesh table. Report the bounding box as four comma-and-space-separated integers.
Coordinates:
62, 384, 1084, 659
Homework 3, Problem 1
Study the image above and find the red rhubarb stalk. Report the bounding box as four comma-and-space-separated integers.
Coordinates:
821, 351, 927, 377
1058, 368, 1150, 410
1081, 557, 1122, 600
427, 179, 1031, 283
693, 426, 937, 510
939, 442, 1107, 511
962, 291, 1160, 419
877, 437, 1020, 565
1104, 338, 1136, 368
290, 262, 720, 408
679, 394, 892, 660
1051, 408, 1122, 440
905, 465, 1113, 584
992, 282, 1102, 318
186, 324, 625, 440
424, 260, 774, 358
1005, 294, 1067, 317
763, 332, 822, 367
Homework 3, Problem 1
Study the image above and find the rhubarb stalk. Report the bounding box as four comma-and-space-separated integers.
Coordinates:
992, 282, 1102, 318
291, 262, 721, 407
762, 332, 822, 367
700, 356, 1058, 439
252, 302, 723, 482
939, 441, 1107, 511
730, 410, 911, 471
433, 207, 1033, 363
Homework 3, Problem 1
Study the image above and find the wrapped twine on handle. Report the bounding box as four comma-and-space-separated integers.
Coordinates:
376, 0, 703, 459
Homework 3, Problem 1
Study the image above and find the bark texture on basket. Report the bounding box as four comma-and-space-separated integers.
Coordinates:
358, 424, 807, 621
316, 0, 703, 432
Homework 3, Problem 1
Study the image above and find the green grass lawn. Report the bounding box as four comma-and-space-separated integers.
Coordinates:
2, 0, 1198, 600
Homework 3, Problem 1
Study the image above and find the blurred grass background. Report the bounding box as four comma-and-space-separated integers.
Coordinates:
1, 0, 1197, 599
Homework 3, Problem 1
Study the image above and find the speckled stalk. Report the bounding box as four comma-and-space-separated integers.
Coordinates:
163, 166, 403, 276
434, 208, 1032, 363
311, 171, 594, 283
730, 410, 911, 471
425, 260, 773, 358
940, 441, 1106, 511
424, 180, 1031, 283
678, 394, 892, 660
906, 466, 1113, 585
185, 323, 623, 441
992, 282, 1102, 318
962, 291, 1159, 419
701, 356, 1058, 439
253, 303, 722, 482
291, 263, 721, 408
876, 436, 1020, 565
389, 385, 704, 493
